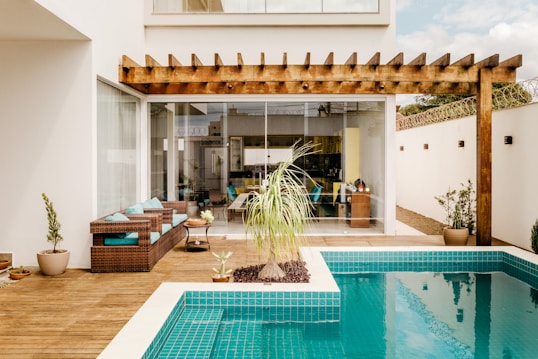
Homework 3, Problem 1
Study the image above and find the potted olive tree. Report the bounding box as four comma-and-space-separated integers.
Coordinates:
244, 142, 319, 280
37, 193, 70, 275
458, 179, 476, 235
435, 186, 469, 246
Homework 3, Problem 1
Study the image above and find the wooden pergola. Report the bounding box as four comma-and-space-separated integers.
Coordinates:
119, 52, 522, 245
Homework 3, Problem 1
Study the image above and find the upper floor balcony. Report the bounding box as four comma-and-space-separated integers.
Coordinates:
153, 0, 379, 14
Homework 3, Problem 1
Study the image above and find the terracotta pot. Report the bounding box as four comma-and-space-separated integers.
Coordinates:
9, 269, 31, 280
443, 227, 469, 246
37, 249, 70, 276
212, 275, 231, 282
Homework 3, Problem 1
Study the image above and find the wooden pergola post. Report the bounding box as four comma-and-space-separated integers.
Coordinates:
476, 68, 493, 246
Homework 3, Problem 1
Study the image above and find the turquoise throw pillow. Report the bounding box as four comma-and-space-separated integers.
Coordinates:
104, 213, 131, 238
142, 199, 154, 208
125, 203, 144, 214
151, 197, 164, 208
105, 212, 130, 221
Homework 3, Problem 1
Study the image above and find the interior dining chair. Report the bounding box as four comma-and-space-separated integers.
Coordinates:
309, 184, 323, 220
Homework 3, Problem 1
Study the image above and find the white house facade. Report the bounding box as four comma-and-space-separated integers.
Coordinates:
2, 0, 401, 269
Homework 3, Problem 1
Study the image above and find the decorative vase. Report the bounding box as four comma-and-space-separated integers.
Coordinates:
9, 268, 31, 280
37, 249, 70, 276
443, 228, 469, 246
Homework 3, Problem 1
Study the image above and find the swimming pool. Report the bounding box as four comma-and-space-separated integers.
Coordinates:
97, 247, 538, 358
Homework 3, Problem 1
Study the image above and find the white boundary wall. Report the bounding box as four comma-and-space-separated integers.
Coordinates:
396, 102, 538, 250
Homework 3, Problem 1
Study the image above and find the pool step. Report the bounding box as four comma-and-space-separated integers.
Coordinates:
158, 308, 224, 359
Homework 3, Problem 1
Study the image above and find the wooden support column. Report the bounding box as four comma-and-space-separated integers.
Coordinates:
476, 68, 493, 246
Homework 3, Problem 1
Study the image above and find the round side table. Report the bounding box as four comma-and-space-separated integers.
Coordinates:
184, 223, 211, 252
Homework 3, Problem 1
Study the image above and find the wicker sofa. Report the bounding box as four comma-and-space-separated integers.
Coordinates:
90, 199, 188, 272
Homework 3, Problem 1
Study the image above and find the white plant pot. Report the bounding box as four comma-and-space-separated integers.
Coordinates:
37, 249, 70, 276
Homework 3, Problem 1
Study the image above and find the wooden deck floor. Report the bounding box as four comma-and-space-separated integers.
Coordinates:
0, 234, 509, 359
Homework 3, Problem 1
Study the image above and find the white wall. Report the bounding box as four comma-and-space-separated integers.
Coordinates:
0, 40, 93, 268
0, 0, 147, 268
396, 103, 538, 250
144, 26, 395, 67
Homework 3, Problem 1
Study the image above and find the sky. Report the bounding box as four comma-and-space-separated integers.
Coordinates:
395, 0, 538, 106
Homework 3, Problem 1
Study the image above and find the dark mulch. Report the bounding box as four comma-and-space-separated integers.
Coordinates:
233, 260, 310, 283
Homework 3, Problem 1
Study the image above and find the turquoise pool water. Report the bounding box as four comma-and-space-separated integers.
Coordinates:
158, 271, 537, 359
147, 250, 538, 359
93, 249, 538, 358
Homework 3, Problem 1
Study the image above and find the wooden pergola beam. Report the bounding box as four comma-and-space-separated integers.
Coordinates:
452, 54, 474, 67
191, 53, 203, 69
168, 54, 182, 68
367, 52, 381, 66
119, 63, 517, 91
387, 52, 404, 66
431, 53, 450, 67
121, 52, 520, 93
144, 54, 161, 69
237, 53, 244, 69
126, 80, 482, 96
304, 52, 311, 69
500, 54, 523, 68
324, 52, 334, 67
214, 53, 224, 69
408, 53, 426, 66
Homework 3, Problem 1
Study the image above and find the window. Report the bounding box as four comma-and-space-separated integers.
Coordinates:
153, 0, 379, 14
97, 81, 140, 216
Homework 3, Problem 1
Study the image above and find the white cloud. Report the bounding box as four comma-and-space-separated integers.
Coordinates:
396, 0, 538, 87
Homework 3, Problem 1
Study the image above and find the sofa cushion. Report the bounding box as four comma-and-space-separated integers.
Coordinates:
162, 223, 172, 234
151, 197, 164, 208
125, 203, 144, 214
173, 213, 188, 227
104, 232, 161, 246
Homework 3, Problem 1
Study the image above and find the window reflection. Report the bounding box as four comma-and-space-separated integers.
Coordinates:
153, 0, 379, 14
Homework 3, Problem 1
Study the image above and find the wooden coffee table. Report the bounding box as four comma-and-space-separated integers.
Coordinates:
184, 223, 211, 252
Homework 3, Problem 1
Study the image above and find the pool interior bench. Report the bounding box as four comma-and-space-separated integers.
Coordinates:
90, 199, 188, 272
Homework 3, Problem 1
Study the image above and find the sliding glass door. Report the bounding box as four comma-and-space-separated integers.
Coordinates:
149, 99, 385, 232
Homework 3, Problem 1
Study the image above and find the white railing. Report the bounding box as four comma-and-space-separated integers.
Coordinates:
153, 0, 379, 14
397, 77, 538, 131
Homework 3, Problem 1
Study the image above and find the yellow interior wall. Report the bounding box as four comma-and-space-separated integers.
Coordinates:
345, 127, 360, 183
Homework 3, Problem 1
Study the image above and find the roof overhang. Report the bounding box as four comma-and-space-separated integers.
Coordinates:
0, 0, 88, 40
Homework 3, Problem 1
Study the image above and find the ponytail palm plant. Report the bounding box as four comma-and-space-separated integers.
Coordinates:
244, 142, 319, 280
